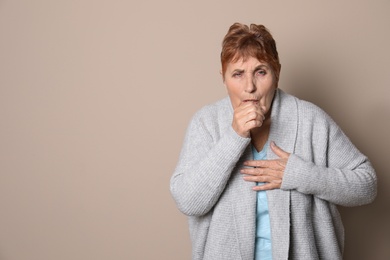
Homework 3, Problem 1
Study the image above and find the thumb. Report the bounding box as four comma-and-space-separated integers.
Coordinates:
270, 141, 290, 159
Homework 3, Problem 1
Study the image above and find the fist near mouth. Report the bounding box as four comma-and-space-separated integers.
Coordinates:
232, 101, 266, 138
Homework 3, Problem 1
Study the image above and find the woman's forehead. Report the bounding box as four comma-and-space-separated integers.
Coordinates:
227, 56, 269, 69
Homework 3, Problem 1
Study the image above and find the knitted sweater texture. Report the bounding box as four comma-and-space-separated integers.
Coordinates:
170, 89, 377, 260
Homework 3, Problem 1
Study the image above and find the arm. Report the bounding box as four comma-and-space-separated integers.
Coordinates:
281, 124, 377, 207
170, 111, 250, 216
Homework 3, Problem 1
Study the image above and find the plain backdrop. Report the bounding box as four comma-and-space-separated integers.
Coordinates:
1, 0, 389, 259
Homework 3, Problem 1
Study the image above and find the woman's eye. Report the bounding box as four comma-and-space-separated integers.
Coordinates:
232, 73, 242, 78
256, 70, 266, 76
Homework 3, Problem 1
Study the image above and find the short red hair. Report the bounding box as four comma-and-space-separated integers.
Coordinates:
221, 23, 281, 81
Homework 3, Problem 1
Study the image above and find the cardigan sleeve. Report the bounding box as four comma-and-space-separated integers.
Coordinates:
170, 108, 250, 216
281, 105, 377, 207
282, 153, 376, 206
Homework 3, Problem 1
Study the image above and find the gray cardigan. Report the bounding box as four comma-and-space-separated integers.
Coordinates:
170, 89, 377, 260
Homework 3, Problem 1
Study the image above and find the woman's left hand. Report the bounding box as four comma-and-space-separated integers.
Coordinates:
241, 141, 290, 191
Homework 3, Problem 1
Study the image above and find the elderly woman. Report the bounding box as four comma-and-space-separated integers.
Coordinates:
170, 23, 377, 260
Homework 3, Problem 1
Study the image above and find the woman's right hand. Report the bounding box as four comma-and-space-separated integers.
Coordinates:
232, 102, 265, 138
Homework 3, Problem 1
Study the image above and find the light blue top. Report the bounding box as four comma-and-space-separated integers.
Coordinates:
252, 143, 272, 260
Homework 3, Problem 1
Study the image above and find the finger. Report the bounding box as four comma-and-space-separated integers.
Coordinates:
240, 103, 263, 117
244, 111, 259, 123
243, 160, 269, 168
236, 104, 264, 125
243, 174, 280, 183
240, 167, 260, 175
241, 168, 283, 178
240, 167, 268, 175
245, 119, 262, 130
270, 141, 290, 159
243, 110, 263, 124
234, 104, 262, 123
253, 181, 282, 191
236, 102, 257, 115
243, 159, 286, 172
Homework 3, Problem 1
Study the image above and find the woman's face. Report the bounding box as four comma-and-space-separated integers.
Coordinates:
223, 56, 278, 114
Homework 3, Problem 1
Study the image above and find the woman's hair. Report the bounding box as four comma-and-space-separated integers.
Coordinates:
221, 23, 281, 81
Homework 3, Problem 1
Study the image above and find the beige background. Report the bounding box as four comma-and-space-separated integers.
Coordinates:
0, 0, 389, 259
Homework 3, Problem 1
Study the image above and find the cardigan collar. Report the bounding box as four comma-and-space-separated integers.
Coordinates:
232, 89, 298, 259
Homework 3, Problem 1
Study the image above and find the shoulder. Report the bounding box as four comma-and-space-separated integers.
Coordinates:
277, 89, 338, 130
288, 94, 342, 140
294, 96, 334, 125
191, 97, 232, 126
183, 97, 233, 140
299, 100, 329, 117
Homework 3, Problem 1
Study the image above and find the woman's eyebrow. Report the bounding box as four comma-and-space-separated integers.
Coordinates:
253, 65, 269, 70
232, 69, 245, 73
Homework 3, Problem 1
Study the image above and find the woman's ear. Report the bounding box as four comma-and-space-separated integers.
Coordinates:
274, 64, 281, 88
220, 69, 225, 84
278, 64, 282, 78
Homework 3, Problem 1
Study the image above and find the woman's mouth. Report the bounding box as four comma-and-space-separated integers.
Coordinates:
243, 99, 259, 104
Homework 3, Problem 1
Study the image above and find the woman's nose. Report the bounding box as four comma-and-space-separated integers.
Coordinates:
245, 76, 256, 93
